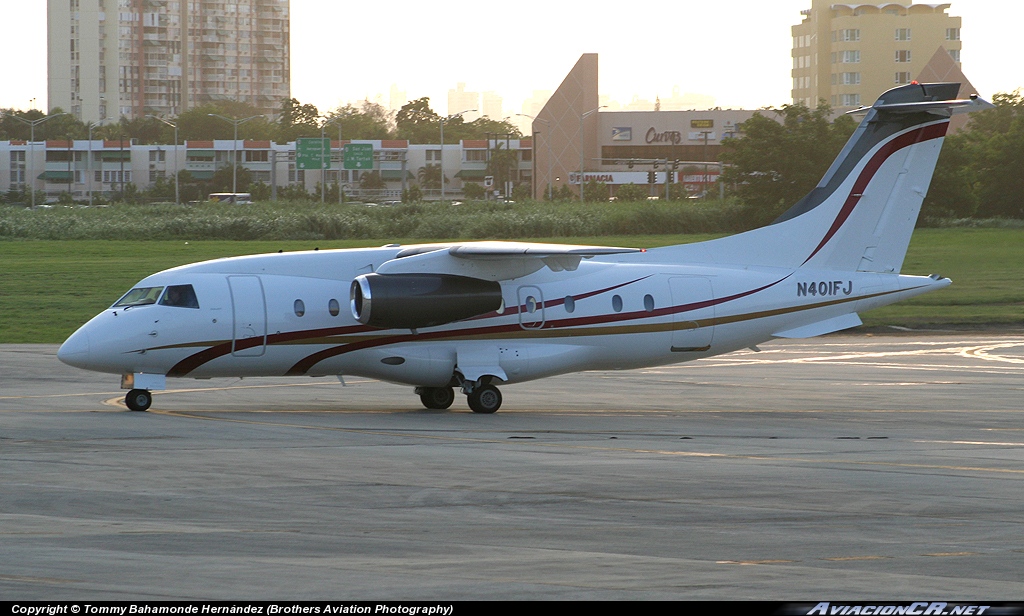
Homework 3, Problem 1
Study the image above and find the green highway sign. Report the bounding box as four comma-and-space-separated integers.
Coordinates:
344, 143, 374, 170
296, 138, 331, 170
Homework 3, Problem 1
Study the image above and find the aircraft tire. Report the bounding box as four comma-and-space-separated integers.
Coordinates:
125, 389, 153, 412
419, 386, 455, 410
468, 385, 502, 414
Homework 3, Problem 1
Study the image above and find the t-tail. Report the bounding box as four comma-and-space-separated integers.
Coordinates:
668, 82, 992, 273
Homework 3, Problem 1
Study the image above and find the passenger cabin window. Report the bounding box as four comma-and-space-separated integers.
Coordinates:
328, 298, 340, 317
113, 287, 164, 308
294, 299, 305, 317
159, 285, 200, 309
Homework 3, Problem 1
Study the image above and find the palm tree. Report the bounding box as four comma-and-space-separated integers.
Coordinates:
486, 143, 519, 192
417, 164, 445, 189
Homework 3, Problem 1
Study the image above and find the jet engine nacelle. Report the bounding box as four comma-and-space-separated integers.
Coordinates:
350, 273, 502, 330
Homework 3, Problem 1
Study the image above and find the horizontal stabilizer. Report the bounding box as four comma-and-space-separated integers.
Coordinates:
773, 313, 863, 339
847, 96, 995, 117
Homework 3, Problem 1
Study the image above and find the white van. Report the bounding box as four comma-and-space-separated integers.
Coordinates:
207, 193, 252, 204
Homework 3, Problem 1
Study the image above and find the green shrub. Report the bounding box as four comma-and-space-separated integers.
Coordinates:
615, 183, 649, 201
462, 183, 485, 200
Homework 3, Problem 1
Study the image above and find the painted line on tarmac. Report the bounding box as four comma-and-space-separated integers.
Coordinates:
100, 379, 377, 409
915, 439, 1024, 447
145, 408, 1024, 476
0, 391, 123, 400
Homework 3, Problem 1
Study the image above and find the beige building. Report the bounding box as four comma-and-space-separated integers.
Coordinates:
792, 1, 961, 109
48, 0, 290, 122
530, 54, 759, 200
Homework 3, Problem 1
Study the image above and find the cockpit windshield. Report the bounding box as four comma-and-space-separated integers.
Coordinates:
159, 284, 200, 309
113, 287, 164, 308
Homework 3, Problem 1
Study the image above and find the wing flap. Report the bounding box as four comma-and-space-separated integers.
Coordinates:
773, 312, 863, 339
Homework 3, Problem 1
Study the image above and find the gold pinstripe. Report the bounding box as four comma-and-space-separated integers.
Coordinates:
151, 287, 906, 353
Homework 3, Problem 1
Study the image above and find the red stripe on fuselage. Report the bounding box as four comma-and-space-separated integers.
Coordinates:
282, 274, 791, 376
166, 323, 374, 377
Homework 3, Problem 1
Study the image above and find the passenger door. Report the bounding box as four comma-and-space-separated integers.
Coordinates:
669, 277, 714, 353
227, 276, 267, 357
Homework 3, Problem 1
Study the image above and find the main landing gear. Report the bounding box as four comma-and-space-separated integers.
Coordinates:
417, 386, 456, 410
415, 381, 503, 414
125, 388, 153, 412
467, 384, 502, 414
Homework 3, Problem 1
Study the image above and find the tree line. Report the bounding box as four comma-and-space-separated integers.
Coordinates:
719, 90, 1024, 221
0, 97, 521, 145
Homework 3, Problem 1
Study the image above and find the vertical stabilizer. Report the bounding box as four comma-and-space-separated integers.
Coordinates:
779, 82, 991, 273
656, 83, 991, 273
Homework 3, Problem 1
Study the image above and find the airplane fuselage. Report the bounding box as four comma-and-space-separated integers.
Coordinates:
58, 245, 946, 386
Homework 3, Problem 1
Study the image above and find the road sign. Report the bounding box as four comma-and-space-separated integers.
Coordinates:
344, 143, 374, 170
296, 138, 330, 170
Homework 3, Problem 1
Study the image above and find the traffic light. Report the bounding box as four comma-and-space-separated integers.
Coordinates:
672, 159, 680, 170
647, 171, 655, 183
667, 172, 674, 183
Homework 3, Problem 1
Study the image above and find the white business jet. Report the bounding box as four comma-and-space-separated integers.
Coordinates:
58, 83, 991, 413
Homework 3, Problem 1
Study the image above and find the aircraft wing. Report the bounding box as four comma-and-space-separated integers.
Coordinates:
376, 241, 642, 281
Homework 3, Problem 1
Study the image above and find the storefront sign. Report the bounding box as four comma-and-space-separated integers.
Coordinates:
570, 171, 670, 185
645, 128, 683, 145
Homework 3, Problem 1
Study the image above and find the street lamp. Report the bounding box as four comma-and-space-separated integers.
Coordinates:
578, 106, 606, 203
207, 114, 261, 195
147, 116, 179, 204
314, 115, 335, 204
14, 113, 68, 208
516, 113, 551, 201
441, 108, 475, 202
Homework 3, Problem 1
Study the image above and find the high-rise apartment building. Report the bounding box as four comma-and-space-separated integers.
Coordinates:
792, 1, 961, 108
48, 0, 290, 122
447, 83, 480, 121
481, 91, 503, 121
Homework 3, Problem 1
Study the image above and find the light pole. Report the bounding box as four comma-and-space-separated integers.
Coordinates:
700, 130, 712, 200
316, 116, 333, 204
440, 108, 475, 202
208, 114, 261, 195
148, 116, 179, 204
578, 106, 606, 203
342, 119, 350, 203
517, 113, 551, 200
14, 113, 68, 208
85, 120, 109, 205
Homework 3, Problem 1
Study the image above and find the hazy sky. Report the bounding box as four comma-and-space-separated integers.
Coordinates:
2, 1, 1020, 115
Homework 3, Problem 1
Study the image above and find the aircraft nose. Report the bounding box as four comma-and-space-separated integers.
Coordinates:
57, 328, 91, 367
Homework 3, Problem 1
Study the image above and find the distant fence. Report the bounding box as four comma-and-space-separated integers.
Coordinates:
342, 188, 464, 202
